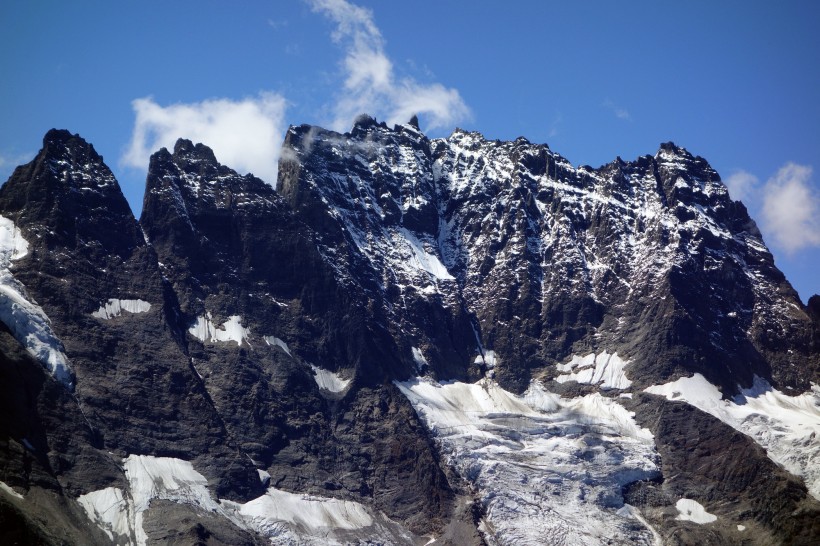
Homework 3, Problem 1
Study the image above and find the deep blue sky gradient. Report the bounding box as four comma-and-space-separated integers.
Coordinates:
2, 1, 818, 300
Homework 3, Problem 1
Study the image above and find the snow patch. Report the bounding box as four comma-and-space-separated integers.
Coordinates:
92, 299, 151, 319
396, 377, 659, 544
263, 335, 291, 356
674, 498, 717, 524
79, 454, 418, 546
557, 351, 632, 389
399, 228, 454, 280
0, 215, 73, 388
411, 347, 428, 371
645, 374, 820, 499
0, 481, 24, 500
228, 488, 372, 533
188, 313, 250, 346
310, 365, 351, 393
256, 469, 271, 485
0, 216, 28, 260
124, 455, 220, 546
77, 486, 134, 543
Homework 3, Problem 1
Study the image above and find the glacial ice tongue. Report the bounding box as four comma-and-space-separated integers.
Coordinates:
396, 377, 660, 545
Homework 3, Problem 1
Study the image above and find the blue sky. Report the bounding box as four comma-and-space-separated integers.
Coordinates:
1, 0, 819, 301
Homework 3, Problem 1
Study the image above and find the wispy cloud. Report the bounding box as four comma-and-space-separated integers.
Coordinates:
760, 163, 820, 255
307, 0, 470, 132
121, 93, 287, 185
0, 150, 34, 181
603, 98, 631, 121
725, 170, 759, 205
547, 112, 563, 139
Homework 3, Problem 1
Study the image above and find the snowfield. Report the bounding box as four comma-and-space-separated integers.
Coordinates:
645, 373, 820, 500
396, 377, 660, 545
78, 454, 419, 546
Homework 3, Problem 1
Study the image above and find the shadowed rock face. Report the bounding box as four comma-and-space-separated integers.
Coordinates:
0, 124, 818, 545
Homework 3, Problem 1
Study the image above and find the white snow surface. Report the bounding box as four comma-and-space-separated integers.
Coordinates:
263, 335, 291, 356
310, 364, 351, 393
556, 351, 632, 390
0, 215, 73, 388
124, 455, 221, 546
674, 498, 717, 524
0, 480, 24, 500
0, 216, 28, 259
188, 313, 250, 346
411, 347, 429, 371
398, 228, 454, 280
78, 455, 418, 546
396, 377, 659, 545
77, 487, 133, 543
645, 374, 820, 500
92, 299, 151, 319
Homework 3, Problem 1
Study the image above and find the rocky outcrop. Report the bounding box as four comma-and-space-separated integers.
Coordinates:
1, 122, 818, 545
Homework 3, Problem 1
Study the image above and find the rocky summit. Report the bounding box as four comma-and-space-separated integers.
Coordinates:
0, 121, 818, 545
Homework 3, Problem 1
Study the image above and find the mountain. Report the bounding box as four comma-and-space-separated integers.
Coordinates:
0, 121, 818, 545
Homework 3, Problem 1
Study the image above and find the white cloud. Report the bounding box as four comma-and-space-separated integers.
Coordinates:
308, 0, 470, 132
121, 93, 287, 185
760, 162, 820, 255
603, 98, 631, 121
0, 151, 34, 181
725, 170, 759, 205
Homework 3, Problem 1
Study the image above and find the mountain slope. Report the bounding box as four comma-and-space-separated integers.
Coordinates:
0, 122, 818, 545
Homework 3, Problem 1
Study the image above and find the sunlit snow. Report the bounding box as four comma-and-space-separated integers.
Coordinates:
124, 455, 220, 546
92, 299, 151, 319
0, 215, 73, 388
78, 455, 417, 546
398, 228, 454, 280
310, 364, 351, 393
0, 480, 24, 500
645, 374, 820, 499
556, 351, 632, 390
77, 487, 133, 543
411, 347, 428, 371
263, 335, 291, 356
396, 377, 659, 545
674, 498, 717, 524
188, 313, 250, 346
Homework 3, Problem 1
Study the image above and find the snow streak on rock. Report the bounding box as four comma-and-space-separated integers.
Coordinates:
396, 377, 659, 545
188, 313, 251, 346
0, 215, 73, 388
556, 351, 632, 390
645, 374, 820, 499
0, 480, 24, 500
263, 335, 291, 356
310, 364, 352, 394
92, 299, 151, 319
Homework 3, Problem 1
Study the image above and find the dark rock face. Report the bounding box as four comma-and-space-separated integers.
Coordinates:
0, 124, 818, 545
278, 124, 818, 396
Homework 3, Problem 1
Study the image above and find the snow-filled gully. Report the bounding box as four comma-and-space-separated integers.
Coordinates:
395, 376, 660, 545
